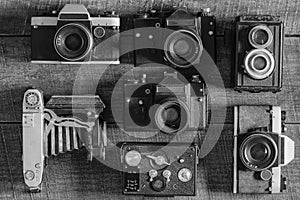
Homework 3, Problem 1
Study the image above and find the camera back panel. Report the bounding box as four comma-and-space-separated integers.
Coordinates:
121, 142, 198, 196
234, 15, 283, 93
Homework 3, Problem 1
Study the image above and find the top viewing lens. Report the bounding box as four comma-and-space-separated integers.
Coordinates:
253, 29, 269, 45
253, 56, 267, 70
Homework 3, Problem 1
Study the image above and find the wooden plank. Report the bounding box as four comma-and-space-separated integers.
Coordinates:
0, 0, 300, 35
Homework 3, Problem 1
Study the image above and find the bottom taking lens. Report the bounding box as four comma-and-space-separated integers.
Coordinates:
253, 56, 267, 70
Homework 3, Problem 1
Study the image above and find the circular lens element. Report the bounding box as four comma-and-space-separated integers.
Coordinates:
178, 168, 192, 182
54, 23, 93, 61
240, 133, 278, 171
250, 143, 268, 161
249, 25, 273, 48
65, 33, 83, 51
164, 29, 203, 68
124, 150, 141, 167
154, 98, 189, 134
25, 92, 40, 107
162, 107, 180, 124
94, 26, 106, 38
244, 48, 275, 79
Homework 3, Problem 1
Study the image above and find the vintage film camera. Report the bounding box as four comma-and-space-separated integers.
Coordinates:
133, 7, 216, 68
233, 105, 295, 193
31, 4, 120, 64
120, 142, 198, 196
233, 15, 283, 93
124, 71, 207, 134
22, 89, 107, 192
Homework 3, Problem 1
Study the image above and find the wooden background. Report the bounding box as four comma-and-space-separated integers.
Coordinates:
0, 0, 299, 199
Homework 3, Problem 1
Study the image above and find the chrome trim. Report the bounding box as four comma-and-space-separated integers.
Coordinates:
91, 17, 120, 26
53, 23, 93, 62
244, 48, 275, 80
248, 25, 273, 49
31, 17, 57, 26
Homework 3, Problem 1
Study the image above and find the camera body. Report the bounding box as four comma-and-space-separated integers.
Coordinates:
233, 105, 295, 193
234, 15, 283, 93
133, 8, 216, 68
124, 72, 207, 134
120, 142, 198, 196
31, 4, 120, 64
22, 89, 107, 192
22, 89, 45, 192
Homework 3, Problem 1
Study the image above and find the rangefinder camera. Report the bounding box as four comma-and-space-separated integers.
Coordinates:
31, 4, 120, 64
233, 105, 295, 193
124, 71, 207, 134
22, 89, 107, 192
120, 142, 198, 196
233, 15, 283, 93
133, 7, 216, 68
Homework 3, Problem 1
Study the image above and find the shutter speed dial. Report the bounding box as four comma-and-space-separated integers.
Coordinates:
25, 92, 40, 107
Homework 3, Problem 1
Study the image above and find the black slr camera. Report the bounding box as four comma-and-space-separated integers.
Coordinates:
120, 142, 198, 196
31, 4, 120, 64
124, 71, 207, 134
133, 7, 216, 68
234, 15, 283, 93
233, 105, 295, 193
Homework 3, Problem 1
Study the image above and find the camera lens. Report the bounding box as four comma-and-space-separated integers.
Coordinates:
173, 39, 191, 57
249, 25, 273, 48
250, 143, 268, 161
155, 98, 189, 134
161, 106, 180, 125
253, 56, 267, 70
253, 29, 269, 45
54, 23, 93, 61
240, 133, 278, 171
244, 48, 275, 79
164, 29, 203, 68
65, 33, 83, 51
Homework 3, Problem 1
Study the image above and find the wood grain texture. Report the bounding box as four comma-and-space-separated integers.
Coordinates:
0, 0, 300, 35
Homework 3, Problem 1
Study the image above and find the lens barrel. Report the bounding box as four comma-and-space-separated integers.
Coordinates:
54, 23, 93, 61
240, 133, 278, 171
